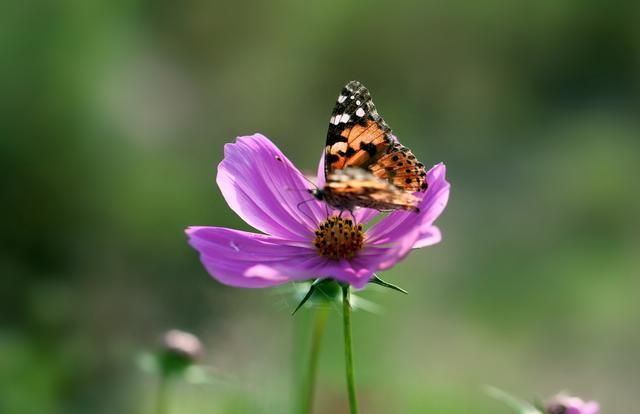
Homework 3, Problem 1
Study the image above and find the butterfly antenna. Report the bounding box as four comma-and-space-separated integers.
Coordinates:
296, 198, 318, 225
283, 173, 322, 195
301, 173, 320, 190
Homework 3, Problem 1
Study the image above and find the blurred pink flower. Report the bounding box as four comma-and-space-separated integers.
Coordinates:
186, 134, 449, 288
163, 329, 203, 360
546, 394, 600, 414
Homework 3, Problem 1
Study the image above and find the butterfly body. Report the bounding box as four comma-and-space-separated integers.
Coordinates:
312, 81, 427, 213
310, 168, 420, 212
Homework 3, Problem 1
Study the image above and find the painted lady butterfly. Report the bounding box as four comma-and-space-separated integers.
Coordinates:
310, 81, 427, 213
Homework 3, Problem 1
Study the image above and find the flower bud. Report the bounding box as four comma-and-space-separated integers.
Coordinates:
163, 329, 203, 360
546, 394, 599, 414
158, 329, 203, 377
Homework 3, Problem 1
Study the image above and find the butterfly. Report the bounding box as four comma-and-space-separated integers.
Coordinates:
310, 80, 428, 213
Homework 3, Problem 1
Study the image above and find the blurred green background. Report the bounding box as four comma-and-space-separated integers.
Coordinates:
1, 1, 639, 413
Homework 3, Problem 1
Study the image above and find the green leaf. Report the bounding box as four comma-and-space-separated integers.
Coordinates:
485, 386, 542, 414
369, 274, 408, 294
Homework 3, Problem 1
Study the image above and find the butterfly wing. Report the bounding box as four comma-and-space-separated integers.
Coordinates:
325, 80, 427, 192
325, 81, 392, 175
369, 143, 428, 191
325, 168, 420, 212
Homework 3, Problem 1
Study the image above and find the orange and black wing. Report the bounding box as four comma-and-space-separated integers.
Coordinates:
369, 143, 428, 191
325, 81, 392, 175
325, 81, 428, 192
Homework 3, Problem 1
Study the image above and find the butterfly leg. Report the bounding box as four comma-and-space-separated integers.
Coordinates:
349, 209, 357, 226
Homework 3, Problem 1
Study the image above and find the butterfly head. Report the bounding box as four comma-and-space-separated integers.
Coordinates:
308, 188, 325, 201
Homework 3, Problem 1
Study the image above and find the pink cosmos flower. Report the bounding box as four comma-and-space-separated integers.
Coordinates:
546, 394, 600, 414
186, 134, 449, 289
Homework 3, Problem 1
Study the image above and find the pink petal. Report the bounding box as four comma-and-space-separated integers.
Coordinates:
412, 225, 442, 249
361, 225, 423, 274
186, 226, 322, 288
317, 260, 377, 289
353, 207, 380, 224
582, 402, 600, 414
315, 149, 327, 188
188, 226, 396, 289
549, 395, 600, 414
217, 134, 327, 241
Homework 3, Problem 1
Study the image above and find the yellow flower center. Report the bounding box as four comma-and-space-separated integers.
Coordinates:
314, 216, 365, 260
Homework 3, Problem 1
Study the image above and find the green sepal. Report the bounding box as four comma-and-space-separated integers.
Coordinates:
292, 279, 341, 315
137, 351, 193, 378
158, 350, 193, 377
369, 274, 408, 294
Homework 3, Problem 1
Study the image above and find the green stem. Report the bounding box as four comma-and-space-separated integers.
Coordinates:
342, 285, 359, 414
299, 306, 330, 414
155, 374, 169, 414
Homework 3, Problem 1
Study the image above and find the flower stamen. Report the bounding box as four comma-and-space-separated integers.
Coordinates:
314, 216, 364, 260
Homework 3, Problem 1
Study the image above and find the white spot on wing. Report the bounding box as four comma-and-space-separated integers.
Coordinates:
350, 95, 355, 99
333, 142, 348, 152
355, 108, 366, 117
339, 113, 351, 123
356, 100, 361, 105
338, 95, 347, 103
330, 115, 339, 125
